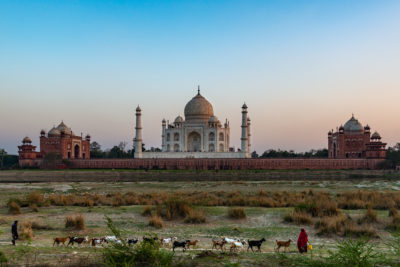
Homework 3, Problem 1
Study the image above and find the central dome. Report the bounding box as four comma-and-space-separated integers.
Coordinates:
344, 115, 363, 133
184, 91, 214, 122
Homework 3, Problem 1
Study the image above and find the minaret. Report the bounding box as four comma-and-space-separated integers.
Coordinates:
134, 106, 143, 158
247, 117, 251, 153
161, 119, 166, 152
241, 103, 248, 153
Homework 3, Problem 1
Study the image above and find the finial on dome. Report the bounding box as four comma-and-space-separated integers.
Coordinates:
197, 85, 200, 95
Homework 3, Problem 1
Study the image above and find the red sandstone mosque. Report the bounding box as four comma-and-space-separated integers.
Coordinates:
18, 121, 90, 167
328, 115, 386, 159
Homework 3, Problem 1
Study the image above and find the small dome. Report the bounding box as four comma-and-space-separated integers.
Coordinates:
343, 115, 363, 133
371, 131, 381, 140
40, 129, 46, 135
48, 127, 61, 137
22, 136, 32, 143
85, 134, 91, 140
174, 116, 184, 123
208, 115, 219, 123
184, 91, 214, 122
56, 121, 72, 136
136, 106, 141, 112
242, 103, 248, 109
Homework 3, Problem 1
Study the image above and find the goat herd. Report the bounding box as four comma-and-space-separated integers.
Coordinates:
53, 235, 294, 253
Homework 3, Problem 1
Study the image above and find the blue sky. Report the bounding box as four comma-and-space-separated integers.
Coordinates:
1, 0, 400, 154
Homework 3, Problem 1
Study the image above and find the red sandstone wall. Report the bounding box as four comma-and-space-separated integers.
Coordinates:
68, 158, 383, 170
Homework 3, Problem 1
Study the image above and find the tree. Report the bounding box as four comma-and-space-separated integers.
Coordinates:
0, 149, 7, 168
90, 141, 104, 158
251, 151, 259, 158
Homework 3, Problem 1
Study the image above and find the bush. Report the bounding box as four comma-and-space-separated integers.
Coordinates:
284, 211, 313, 225
228, 207, 246, 219
103, 216, 173, 267
328, 238, 382, 266
20, 221, 34, 241
26, 191, 44, 206
31, 221, 53, 230
184, 210, 206, 224
161, 199, 192, 220
343, 221, 377, 238
0, 251, 7, 265
148, 215, 163, 229
315, 215, 346, 236
386, 215, 400, 231
30, 204, 39, 212
65, 214, 85, 230
389, 207, 399, 217
358, 207, 378, 224
141, 205, 153, 217
8, 201, 21, 215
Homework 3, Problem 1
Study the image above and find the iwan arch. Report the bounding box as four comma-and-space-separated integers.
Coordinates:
134, 88, 251, 158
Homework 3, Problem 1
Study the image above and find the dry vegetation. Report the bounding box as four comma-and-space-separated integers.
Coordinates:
65, 214, 85, 230
228, 207, 247, 219
20, 221, 34, 241
148, 214, 163, 228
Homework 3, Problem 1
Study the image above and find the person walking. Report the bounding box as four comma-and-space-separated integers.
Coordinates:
297, 228, 308, 253
11, 220, 18, 245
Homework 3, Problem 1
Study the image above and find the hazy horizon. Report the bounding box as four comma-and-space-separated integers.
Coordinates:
1, 0, 400, 155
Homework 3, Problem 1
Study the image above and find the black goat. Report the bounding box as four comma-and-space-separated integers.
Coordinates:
172, 240, 189, 252
247, 238, 266, 252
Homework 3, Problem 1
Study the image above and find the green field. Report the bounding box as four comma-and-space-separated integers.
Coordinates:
0, 176, 400, 266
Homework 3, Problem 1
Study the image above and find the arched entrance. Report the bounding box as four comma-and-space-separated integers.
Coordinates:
187, 132, 201, 152
74, 145, 80, 158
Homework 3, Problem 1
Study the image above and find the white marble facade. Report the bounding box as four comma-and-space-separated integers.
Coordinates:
134, 88, 250, 158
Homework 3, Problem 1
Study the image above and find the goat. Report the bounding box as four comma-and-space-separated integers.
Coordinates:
222, 237, 239, 244
230, 240, 246, 253
91, 238, 104, 247
172, 240, 189, 252
53, 237, 69, 246
212, 239, 227, 251
68, 237, 88, 246
160, 237, 177, 248
275, 239, 292, 252
247, 238, 266, 252
186, 239, 199, 249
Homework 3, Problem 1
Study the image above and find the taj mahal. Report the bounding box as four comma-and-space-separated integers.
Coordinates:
134, 87, 251, 158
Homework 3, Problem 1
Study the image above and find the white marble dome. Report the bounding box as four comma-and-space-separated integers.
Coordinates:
184, 91, 214, 122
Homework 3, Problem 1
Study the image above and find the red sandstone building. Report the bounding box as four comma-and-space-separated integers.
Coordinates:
328, 115, 386, 159
18, 121, 90, 167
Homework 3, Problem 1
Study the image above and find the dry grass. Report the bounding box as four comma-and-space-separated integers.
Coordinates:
31, 220, 54, 230
20, 221, 34, 241
358, 207, 378, 224
65, 214, 85, 230
141, 205, 153, 217
8, 201, 21, 215
148, 214, 163, 228
228, 208, 246, 219
343, 221, 377, 238
184, 210, 207, 224
30, 203, 39, 212
315, 215, 347, 236
389, 207, 399, 217
284, 211, 313, 225
13, 189, 400, 211
386, 215, 400, 231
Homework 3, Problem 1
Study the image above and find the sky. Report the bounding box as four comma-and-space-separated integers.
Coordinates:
1, 0, 400, 155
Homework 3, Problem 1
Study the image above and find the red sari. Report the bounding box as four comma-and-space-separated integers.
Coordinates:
297, 228, 308, 253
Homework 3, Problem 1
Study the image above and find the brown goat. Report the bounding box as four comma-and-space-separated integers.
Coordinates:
186, 240, 199, 249
53, 237, 69, 246
275, 239, 292, 252
212, 239, 227, 251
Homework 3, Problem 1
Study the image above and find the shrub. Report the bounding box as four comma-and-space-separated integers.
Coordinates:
389, 207, 399, 217
148, 215, 163, 229
0, 251, 7, 265
26, 191, 44, 206
328, 238, 381, 266
228, 207, 246, 219
30, 204, 39, 212
284, 211, 313, 225
65, 214, 85, 230
315, 215, 346, 236
8, 201, 21, 215
343, 221, 377, 238
184, 209, 207, 224
141, 205, 153, 217
158, 198, 192, 220
20, 221, 34, 241
386, 215, 400, 231
103, 216, 173, 267
358, 207, 378, 224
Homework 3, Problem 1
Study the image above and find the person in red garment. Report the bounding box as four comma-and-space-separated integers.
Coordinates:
297, 228, 308, 253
